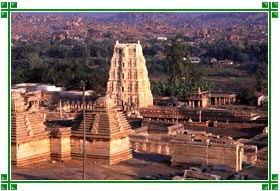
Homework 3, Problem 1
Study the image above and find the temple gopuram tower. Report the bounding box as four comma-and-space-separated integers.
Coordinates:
106, 40, 153, 115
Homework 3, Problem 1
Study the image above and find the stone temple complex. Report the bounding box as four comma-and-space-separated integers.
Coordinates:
71, 96, 132, 164
11, 91, 51, 166
11, 41, 267, 180
106, 40, 153, 116
11, 91, 131, 166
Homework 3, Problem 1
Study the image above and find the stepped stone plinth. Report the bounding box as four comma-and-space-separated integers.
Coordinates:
11, 91, 72, 166
11, 91, 51, 166
71, 96, 132, 165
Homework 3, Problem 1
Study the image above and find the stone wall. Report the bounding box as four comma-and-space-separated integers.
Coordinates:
71, 137, 110, 163
243, 145, 258, 164
130, 133, 171, 155
50, 127, 71, 161
130, 125, 245, 171
130, 133, 243, 170
71, 137, 131, 165
129, 124, 183, 155
170, 134, 244, 171
139, 106, 259, 122
110, 137, 132, 164
12, 137, 51, 166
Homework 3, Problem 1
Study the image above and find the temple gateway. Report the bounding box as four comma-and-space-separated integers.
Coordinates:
106, 40, 153, 116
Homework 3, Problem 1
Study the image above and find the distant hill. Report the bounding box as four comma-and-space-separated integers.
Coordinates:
21, 12, 267, 30
94, 12, 195, 26
89, 12, 267, 29
198, 12, 268, 27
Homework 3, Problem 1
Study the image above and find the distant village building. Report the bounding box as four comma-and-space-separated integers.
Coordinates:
229, 34, 241, 41
210, 58, 233, 65
187, 87, 209, 108
187, 87, 237, 108
154, 36, 168, 41
209, 92, 237, 106
106, 40, 153, 116
190, 57, 201, 64
218, 59, 234, 65
210, 58, 218, 64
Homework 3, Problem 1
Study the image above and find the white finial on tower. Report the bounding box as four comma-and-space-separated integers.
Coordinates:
116, 40, 119, 44
137, 40, 140, 44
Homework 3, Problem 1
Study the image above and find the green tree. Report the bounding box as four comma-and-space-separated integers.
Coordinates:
255, 62, 267, 93
238, 85, 256, 105
165, 34, 202, 85
48, 46, 70, 58
143, 45, 158, 56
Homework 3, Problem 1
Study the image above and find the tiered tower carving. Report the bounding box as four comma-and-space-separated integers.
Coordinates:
106, 40, 153, 115
71, 96, 132, 164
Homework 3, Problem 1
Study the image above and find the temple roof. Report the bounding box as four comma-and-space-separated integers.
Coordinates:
96, 96, 114, 108
72, 97, 132, 138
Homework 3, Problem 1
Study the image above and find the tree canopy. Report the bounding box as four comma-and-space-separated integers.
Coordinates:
11, 40, 111, 94
165, 34, 203, 85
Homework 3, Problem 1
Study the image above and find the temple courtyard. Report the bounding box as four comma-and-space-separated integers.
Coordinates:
12, 123, 268, 180
12, 151, 267, 180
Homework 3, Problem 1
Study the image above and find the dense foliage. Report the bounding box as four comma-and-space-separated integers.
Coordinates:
151, 81, 215, 99
11, 40, 114, 94
11, 35, 268, 105
165, 34, 203, 84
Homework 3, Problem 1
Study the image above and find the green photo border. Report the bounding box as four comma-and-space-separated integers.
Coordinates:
1, 1, 279, 190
